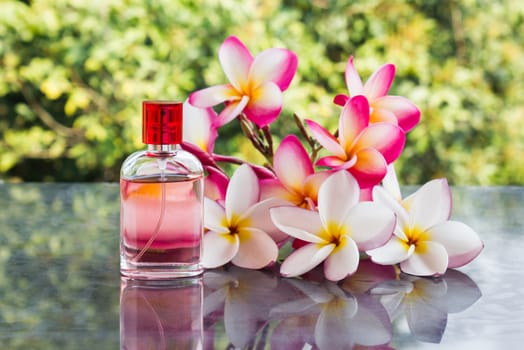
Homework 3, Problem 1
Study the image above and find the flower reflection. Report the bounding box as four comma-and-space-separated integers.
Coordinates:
370, 269, 482, 343
120, 277, 203, 350
201, 264, 481, 348
270, 262, 394, 350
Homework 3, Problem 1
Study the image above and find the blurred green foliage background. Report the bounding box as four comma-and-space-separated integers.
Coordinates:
1, 0, 523, 184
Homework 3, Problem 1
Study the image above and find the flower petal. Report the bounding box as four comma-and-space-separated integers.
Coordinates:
339, 95, 369, 150
204, 198, 229, 233
318, 171, 359, 225
354, 122, 406, 164
367, 236, 414, 265
232, 228, 278, 269
260, 178, 294, 200
410, 179, 452, 230
324, 238, 360, 281
249, 48, 298, 91
216, 95, 250, 126
359, 187, 373, 201
405, 293, 448, 343
270, 206, 325, 243
333, 94, 349, 107
274, 134, 313, 193
305, 119, 346, 158
315, 295, 359, 349
302, 171, 332, 204
381, 163, 402, 202
204, 167, 229, 202
344, 201, 396, 250
400, 241, 448, 276
203, 287, 227, 316
350, 148, 387, 188
363, 63, 395, 100
373, 96, 421, 132
370, 107, 398, 125
183, 101, 217, 153
219, 36, 253, 91
241, 198, 291, 243
372, 184, 409, 229
225, 164, 259, 223
243, 81, 283, 127
189, 84, 239, 108
344, 56, 364, 96
280, 243, 335, 278
428, 221, 483, 268
202, 230, 240, 268
316, 155, 356, 170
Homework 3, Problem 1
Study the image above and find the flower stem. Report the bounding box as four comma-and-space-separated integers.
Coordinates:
294, 113, 323, 163
212, 154, 246, 165
239, 114, 274, 166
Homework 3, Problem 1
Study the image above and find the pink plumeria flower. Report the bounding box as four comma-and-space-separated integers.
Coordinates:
182, 100, 218, 154
306, 95, 406, 188
260, 134, 331, 209
333, 56, 420, 132
270, 170, 396, 281
202, 164, 288, 269
367, 177, 484, 276
189, 35, 298, 127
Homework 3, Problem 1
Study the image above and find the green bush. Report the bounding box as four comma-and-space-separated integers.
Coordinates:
1, 0, 523, 184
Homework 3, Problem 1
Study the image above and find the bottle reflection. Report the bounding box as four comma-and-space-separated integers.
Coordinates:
120, 277, 203, 350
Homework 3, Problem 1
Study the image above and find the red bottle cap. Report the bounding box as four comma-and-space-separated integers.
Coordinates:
142, 101, 183, 145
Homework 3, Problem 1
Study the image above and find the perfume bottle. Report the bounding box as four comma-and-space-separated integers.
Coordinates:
120, 100, 204, 279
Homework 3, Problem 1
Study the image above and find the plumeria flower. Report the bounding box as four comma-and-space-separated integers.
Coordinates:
202, 164, 288, 269
189, 35, 298, 127
182, 100, 218, 154
270, 170, 396, 281
306, 95, 406, 188
260, 134, 331, 209
333, 56, 420, 132
367, 175, 484, 276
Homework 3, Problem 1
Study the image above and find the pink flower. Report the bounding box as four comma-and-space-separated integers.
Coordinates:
367, 177, 484, 276
260, 134, 330, 209
306, 95, 405, 188
189, 36, 298, 127
270, 171, 396, 281
334, 56, 420, 132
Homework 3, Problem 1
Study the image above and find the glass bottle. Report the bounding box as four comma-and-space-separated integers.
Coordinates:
120, 101, 204, 279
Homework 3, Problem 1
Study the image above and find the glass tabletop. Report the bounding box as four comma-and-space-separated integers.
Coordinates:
0, 183, 523, 349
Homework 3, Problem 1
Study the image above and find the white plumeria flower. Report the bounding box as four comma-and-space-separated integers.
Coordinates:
202, 164, 286, 269
367, 174, 484, 276
270, 170, 396, 281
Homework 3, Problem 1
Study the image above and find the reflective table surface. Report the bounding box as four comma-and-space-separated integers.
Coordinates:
1, 183, 523, 349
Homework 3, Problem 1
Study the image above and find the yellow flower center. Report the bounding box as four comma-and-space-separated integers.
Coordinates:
318, 221, 348, 250
402, 225, 430, 253
220, 214, 252, 243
